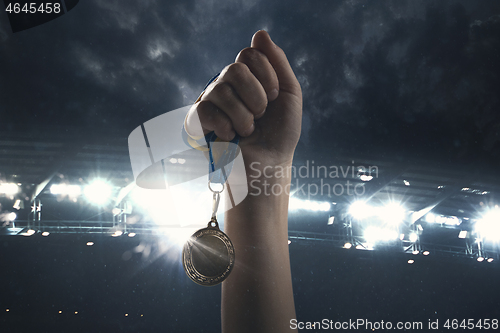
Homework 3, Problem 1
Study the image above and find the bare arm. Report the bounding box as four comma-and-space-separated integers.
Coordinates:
186, 30, 302, 332
222, 162, 296, 332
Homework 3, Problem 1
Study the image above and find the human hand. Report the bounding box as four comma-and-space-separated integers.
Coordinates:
185, 30, 302, 170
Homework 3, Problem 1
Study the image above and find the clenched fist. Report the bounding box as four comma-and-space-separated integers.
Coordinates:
185, 30, 302, 170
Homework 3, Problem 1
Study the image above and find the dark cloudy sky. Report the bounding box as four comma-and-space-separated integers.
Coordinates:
1, 1, 500, 332
1, 0, 499, 165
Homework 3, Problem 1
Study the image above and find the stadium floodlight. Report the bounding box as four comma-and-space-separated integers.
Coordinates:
409, 233, 418, 243
425, 213, 436, 223
377, 202, 406, 225
319, 202, 331, 212
13, 199, 23, 210
475, 208, 500, 241
359, 175, 373, 182
364, 226, 399, 244
50, 184, 82, 196
458, 230, 467, 239
84, 180, 112, 205
436, 215, 461, 226
477, 256, 485, 262
0, 183, 19, 195
348, 201, 371, 219
343, 242, 352, 249
167, 228, 198, 247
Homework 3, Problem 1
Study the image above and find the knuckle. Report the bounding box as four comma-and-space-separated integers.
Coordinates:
240, 114, 255, 131
237, 47, 263, 65
225, 62, 249, 80
213, 82, 234, 100
218, 116, 233, 132
256, 98, 268, 113
196, 101, 215, 120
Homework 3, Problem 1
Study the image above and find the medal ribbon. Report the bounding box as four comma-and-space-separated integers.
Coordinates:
182, 73, 241, 184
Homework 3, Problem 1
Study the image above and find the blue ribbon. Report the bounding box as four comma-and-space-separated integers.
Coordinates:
182, 73, 241, 185
206, 132, 240, 185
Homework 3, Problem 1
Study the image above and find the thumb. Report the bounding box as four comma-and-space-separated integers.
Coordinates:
251, 31, 301, 97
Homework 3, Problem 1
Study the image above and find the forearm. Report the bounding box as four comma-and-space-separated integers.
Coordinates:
221, 161, 296, 333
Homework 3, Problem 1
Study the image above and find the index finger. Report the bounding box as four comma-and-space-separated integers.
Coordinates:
250, 30, 301, 98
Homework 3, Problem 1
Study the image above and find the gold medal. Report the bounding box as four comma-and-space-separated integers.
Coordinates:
182, 218, 235, 286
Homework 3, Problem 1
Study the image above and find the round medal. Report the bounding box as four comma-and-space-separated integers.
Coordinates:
182, 220, 235, 286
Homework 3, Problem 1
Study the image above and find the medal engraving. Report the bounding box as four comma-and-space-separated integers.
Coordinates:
182, 220, 235, 286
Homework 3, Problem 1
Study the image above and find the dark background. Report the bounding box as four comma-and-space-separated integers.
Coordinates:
2, 234, 499, 332
1, 0, 500, 332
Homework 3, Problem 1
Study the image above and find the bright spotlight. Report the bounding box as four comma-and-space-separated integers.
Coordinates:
0, 183, 19, 195
477, 256, 485, 262
487, 258, 494, 263
408, 259, 414, 264
7, 212, 16, 221
343, 242, 352, 249
319, 202, 331, 211
458, 230, 467, 239
50, 184, 81, 196
412, 250, 419, 255
27, 229, 35, 235
425, 213, 436, 223
42, 231, 50, 237
86, 242, 94, 246
112, 230, 123, 237
364, 226, 399, 244
128, 232, 136, 238
378, 203, 406, 225
423, 251, 430, 256
13, 199, 23, 210
475, 208, 500, 241
84, 180, 112, 205
435, 215, 461, 226
349, 201, 370, 219
359, 175, 373, 182
409, 233, 418, 243
167, 228, 198, 247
